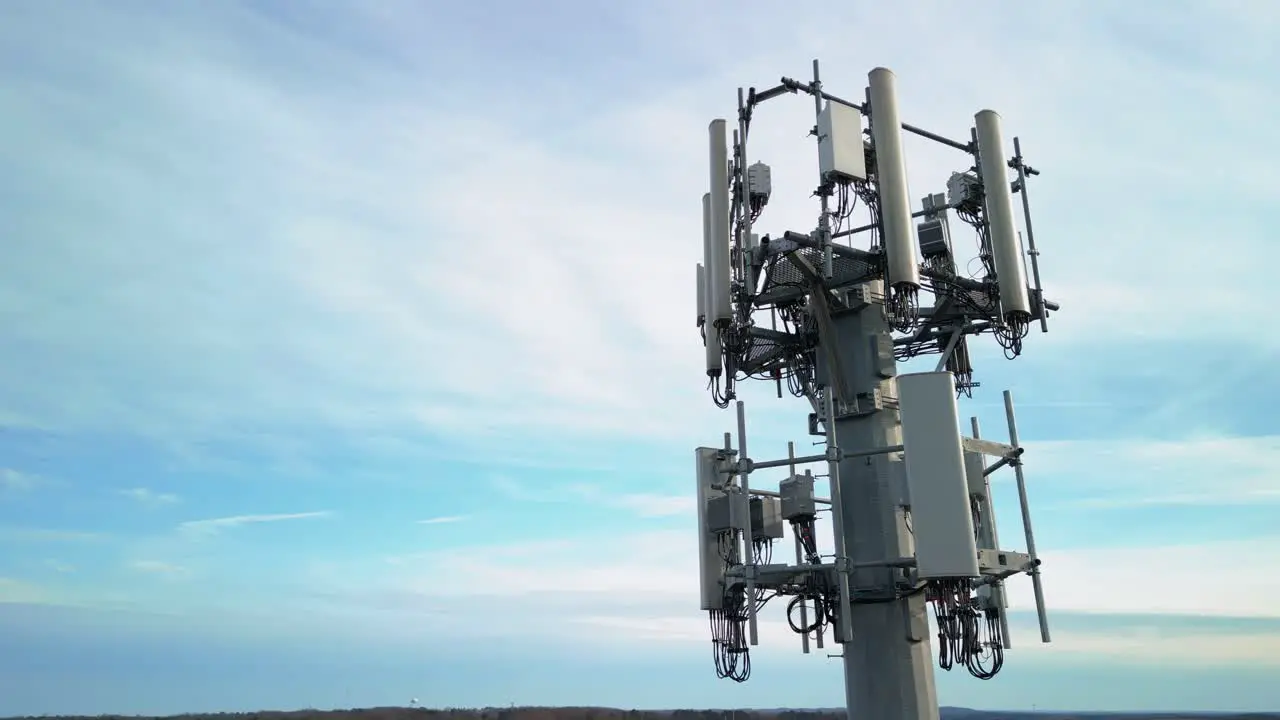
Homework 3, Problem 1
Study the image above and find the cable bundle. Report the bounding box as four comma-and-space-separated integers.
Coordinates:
709, 590, 751, 682
927, 578, 1006, 680
784, 518, 840, 639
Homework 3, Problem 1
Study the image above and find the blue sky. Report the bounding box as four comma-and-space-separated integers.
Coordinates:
1, 0, 1279, 715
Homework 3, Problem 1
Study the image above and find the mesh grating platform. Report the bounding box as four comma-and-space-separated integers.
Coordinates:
756, 246, 882, 305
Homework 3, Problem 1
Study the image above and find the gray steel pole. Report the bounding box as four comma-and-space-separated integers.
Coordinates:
823, 278, 939, 720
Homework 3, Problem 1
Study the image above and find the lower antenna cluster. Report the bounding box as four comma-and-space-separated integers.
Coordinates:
694, 385, 1048, 684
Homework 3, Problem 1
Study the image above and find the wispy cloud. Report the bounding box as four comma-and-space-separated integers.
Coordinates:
1025, 435, 1280, 507
177, 511, 332, 536
0, 527, 104, 543
118, 487, 180, 506
44, 560, 75, 574
572, 485, 692, 518
0, 577, 54, 604
311, 526, 1280, 667
417, 515, 468, 525
0, 469, 40, 492
492, 476, 691, 518
0, 0, 1271, 471
130, 560, 188, 576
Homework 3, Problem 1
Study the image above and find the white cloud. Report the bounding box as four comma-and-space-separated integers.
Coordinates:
177, 511, 332, 536
0, 577, 55, 604
1021, 624, 1280, 668
1022, 434, 1280, 507
0, 2, 1273, 456
611, 494, 694, 518
131, 560, 189, 576
311, 522, 1280, 666
1004, 538, 1280, 619
491, 476, 694, 518
418, 515, 468, 525
44, 559, 75, 574
0, 527, 103, 543
118, 487, 181, 506
0, 469, 39, 492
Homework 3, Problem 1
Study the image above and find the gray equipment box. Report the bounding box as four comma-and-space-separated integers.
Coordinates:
779, 474, 817, 520
707, 493, 743, 533
751, 496, 785, 540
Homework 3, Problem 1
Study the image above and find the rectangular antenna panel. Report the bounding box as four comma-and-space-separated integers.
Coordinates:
917, 220, 948, 258
898, 371, 980, 579
749, 496, 784, 540
695, 447, 729, 610
817, 101, 867, 183
964, 450, 986, 496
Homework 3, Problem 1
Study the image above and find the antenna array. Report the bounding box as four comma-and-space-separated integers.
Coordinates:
692, 61, 1058, 720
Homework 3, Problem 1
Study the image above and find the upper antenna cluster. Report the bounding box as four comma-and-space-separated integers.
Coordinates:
690, 61, 1059, 720
697, 65, 1057, 406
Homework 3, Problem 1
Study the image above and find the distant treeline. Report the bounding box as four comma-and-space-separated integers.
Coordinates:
6, 706, 1280, 720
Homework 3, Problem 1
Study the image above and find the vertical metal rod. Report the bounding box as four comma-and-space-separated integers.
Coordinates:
788, 441, 810, 654
1002, 390, 1051, 642
971, 417, 1012, 650
809, 467, 824, 651
823, 390, 854, 644
736, 89, 753, 307
736, 400, 759, 645
1012, 137, 1048, 333
810, 59, 834, 278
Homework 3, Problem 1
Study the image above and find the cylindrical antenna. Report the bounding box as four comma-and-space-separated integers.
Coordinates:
972, 416, 1013, 650
868, 68, 920, 291
702, 191, 714, 312
736, 90, 753, 299
705, 326, 723, 377
822, 390, 854, 644
708, 120, 733, 326
1003, 390, 1051, 642
975, 110, 1031, 319
696, 263, 706, 327
702, 195, 722, 377
735, 400, 759, 646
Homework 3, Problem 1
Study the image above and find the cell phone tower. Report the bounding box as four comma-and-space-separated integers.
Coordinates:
693, 61, 1058, 720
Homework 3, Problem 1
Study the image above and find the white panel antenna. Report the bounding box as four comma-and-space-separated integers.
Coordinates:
897, 371, 979, 579
695, 447, 729, 611
974, 110, 1031, 321
702, 194, 723, 377
708, 120, 732, 326
817, 101, 867, 184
